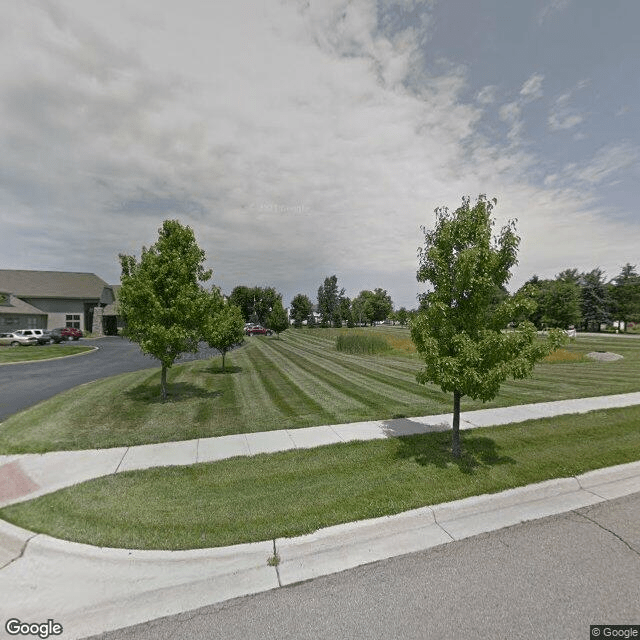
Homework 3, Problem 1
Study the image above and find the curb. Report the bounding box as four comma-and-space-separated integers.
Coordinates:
1, 461, 639, 639
0, 345, 98, 367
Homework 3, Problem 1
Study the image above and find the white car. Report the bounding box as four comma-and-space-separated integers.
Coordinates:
0, 332, 38, 347
13, 329, 50, 344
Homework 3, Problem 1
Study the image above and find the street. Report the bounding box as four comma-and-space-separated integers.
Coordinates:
86, 492, 640, 640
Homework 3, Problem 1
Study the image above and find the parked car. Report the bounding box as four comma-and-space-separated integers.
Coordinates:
49, 327, 83, 342
245, 325, 273, 336
13, 329, 51, 344
0, 332, 38, 347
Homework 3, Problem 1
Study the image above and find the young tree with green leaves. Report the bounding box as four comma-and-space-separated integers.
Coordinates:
317, 275, 344, 327
290, 293, 313, 328
201, 289, 245, 372
266, 297, 289, 337
119, 220, 212, 401
411, 195, 565, 458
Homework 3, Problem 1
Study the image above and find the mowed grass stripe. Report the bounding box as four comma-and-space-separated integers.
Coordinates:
283, 329, 640, 408
260, 339, 389, 414
241, 339, 334, 423
248, 338, 357, 422
253, 338, 371, 414
226, 344, 289, 430
284, 330, 425, 379
288, 330, 640, 403
280, 332, 449, 405
265, 336, 440, 414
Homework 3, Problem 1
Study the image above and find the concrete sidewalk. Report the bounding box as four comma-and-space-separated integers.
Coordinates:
1, 392, 640, 639
2, 391, 640, 508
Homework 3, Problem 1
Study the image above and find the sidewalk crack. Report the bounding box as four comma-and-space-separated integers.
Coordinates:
271, 539, 282, 587
0, 533, 37, 571
114, 447, 130, 474
574, 511, 640, 557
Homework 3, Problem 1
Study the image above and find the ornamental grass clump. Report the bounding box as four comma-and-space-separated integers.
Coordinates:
336, 333, 391, 355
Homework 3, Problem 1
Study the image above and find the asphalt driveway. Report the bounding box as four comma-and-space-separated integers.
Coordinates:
0, 337, 221, 422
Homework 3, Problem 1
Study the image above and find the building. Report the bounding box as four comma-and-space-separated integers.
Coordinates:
0, 270, 118, 336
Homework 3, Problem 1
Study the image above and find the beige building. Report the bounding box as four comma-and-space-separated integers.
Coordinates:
0, 270, 117, 335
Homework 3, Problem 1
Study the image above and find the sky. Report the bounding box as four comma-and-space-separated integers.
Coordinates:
1, 0, 639, 309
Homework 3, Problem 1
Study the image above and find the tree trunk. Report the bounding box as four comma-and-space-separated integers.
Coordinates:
222, 350, 226, 372
161, 364, 168, 402
452, 390, 461, 458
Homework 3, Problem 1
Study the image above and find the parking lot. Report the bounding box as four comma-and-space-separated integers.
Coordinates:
0, 337, 228, 422
0, 338, 157, 421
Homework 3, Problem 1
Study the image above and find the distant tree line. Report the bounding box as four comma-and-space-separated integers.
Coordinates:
228, 285, 288, 336
287, 275, 395, 329
515, 264, 640, 332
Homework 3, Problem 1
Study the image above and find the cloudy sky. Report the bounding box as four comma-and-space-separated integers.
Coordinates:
2, 0, 639, 309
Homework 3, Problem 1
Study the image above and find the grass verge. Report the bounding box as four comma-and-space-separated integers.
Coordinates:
0, 345, 93, 364
1, 405, 639, 550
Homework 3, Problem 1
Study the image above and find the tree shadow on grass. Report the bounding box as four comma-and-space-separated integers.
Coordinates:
125, 382, 223, 404
393, 431, 516, 475
202, 364, 243, 375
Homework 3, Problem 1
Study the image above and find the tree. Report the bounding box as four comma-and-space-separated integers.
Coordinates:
229, 286, 281, 325
410, 195, 564, 458
290, 293, 313, 328
339, 295, 354, 327
395, 307, 409, 326
201, 289, 245, 372
352, 291, 374, 325
266, 297, 289, 337
370, 288, 393, 323
317, 275, 344, 327
541, 279, 582, 329
228, 286, 254, 322
611, 263, 640, 330
119, 220, 212, 401
581, 268, 612, 331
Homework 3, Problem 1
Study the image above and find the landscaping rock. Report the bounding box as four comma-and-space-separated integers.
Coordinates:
585, 351, 624, 362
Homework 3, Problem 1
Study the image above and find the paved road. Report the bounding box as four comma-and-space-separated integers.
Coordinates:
0, 338, 224, 421
86, 492, 640, 640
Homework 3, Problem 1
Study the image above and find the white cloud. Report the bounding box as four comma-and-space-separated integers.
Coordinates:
0, 0, 638, 308
476, 84, 498, 105
520, 73, 544, 101
572, 144, 638, 185
548, 91, 585, 131
498, 101, 523, 141
537, 0, 571, 25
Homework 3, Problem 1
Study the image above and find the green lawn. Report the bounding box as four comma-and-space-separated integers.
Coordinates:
0, 328, 638, 454
2, 404, 639, 550
0, 344, 93, 364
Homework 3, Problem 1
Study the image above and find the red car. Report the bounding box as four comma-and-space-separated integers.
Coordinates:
50, 327, 84, 342
245, 325, 273, 336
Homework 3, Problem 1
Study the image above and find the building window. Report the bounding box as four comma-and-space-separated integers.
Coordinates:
66, 314, 81, 329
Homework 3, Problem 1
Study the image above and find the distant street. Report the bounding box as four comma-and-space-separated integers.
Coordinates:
87, 492, 640, 640
0, 338, 225, 421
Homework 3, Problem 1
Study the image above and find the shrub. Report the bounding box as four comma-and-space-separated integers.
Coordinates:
335, 333, 391, 355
